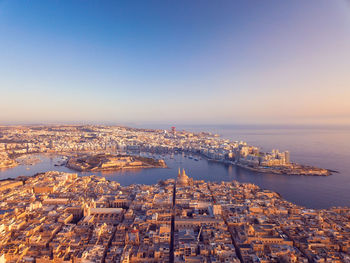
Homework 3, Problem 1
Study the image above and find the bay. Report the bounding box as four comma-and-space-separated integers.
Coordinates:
1, 125, 350, 209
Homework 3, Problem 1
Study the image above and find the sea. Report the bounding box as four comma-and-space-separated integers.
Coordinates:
1, 125, 349, 209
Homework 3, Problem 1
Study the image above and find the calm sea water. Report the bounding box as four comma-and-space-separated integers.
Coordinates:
1, 125, 349, 209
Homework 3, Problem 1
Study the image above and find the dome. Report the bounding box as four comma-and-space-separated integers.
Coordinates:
177, 168, 189, 186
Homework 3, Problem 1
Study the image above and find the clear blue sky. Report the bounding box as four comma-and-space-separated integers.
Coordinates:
1, 0, 350, 126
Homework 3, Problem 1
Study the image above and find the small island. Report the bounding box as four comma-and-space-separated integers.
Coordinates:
66, 153, 167, 172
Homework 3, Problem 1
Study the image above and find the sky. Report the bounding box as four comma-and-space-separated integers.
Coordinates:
0, 0, 350, 126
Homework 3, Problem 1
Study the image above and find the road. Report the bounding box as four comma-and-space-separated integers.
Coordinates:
169, 182, 176, 263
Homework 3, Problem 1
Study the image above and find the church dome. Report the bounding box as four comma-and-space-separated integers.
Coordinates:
177, 168, 189, 186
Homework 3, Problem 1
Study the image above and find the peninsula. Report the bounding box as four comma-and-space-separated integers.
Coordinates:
66, 153, 167, 172
0, 170, 349, 262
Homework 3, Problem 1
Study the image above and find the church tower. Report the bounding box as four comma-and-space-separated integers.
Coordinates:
177, 168, 189, 186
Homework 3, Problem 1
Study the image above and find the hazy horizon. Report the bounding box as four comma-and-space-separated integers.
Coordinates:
1, 121, 350, 131
1, 0, 350, 125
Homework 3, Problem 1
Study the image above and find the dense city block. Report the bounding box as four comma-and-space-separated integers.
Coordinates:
1, 171, 349, 262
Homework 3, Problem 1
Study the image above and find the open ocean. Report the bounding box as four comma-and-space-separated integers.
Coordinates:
1, 125, 349, 209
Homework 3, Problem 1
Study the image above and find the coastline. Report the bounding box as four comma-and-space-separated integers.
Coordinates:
1, 170, 348, 211
1, 151, 332, 177
66, 163, 168, 172
66, 154, 167, 172
197, 152, 331, 176
0, 152, 347, 209
0, 163, 18, 169
235, 163, 331, 176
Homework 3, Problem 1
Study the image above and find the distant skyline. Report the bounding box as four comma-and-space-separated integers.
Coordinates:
1, 0, 350, 126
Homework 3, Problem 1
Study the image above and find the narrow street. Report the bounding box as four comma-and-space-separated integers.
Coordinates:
169, 183, 176, 263
207, 184, 244, 263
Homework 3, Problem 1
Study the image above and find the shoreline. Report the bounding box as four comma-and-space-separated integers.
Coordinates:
1, 151, 334, 177
67, 164, 168, 172
66, 153, 167, 172
235, 163, 331, 176
1, 170, 349, 211
0, 163, 18, 169
0, 153, 347, 209
198, 152, 332, 177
